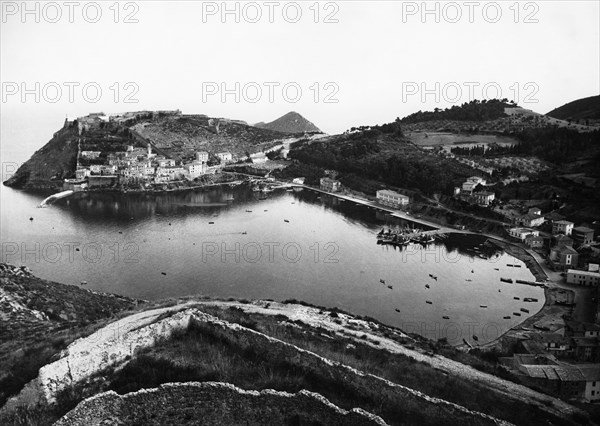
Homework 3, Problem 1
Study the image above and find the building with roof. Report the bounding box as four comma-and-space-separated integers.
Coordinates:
572, 226, 594, 246
508, 227, 539, 242
553, 220, 574, 236
525, 234, 545, 248
216, 152, 233, 163
500, 354, 600, 401
250, 153, 268, 164
376, 190, 410, 208
550, 245, 579, 270
472, 191, 495, 206
528, 207, 542, 216
320, 177, 341, 193
567, 269, 600, 287
516, 213, 545, 227
553, 234, 574, 248
195, 151, 209, 163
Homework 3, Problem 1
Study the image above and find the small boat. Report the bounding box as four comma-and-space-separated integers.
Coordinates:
472, 335, 479, 341
161, 272, 167, 276
513, 312, 521, 316
523, 297, 538, 302
425, 284, 430, 289
471, 270, 474, 273
513, 297, 520, 300
428, 274, 437, 280
500, 278, 513, 283
264, 210, 268, 212
246, 210, 253, 213
442, 316, 450, 320
395, 308, 400, 313
494, 268, 499, 271
284, 219, 289, 223
480, 305, 487, 308
503, 316, 511, 319
514, 265, 521, 268
208, 221, 214, 224
380, 279, 386, 284
520, 308, 529, 313
498, 289, 501, 292
426, 300, 432, 304
241, 232, 247, 235
387, 285, 393, 290
465, 279, 472, 282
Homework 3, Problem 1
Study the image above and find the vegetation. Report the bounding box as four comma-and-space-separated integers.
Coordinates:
400, 99, 515, 124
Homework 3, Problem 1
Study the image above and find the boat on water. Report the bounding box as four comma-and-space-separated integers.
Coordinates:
442, 316, 450, 320
425, 284, 430, 289
480, 305, 487, 308
513, 312, 521, 316
523, 297, 538, 302
500, 278, 513, 283
472, 335, 479, 341
395, 308, 400, 313
520, 308, 530, 313
426, 300, 432, 304
503, 316, 511, 319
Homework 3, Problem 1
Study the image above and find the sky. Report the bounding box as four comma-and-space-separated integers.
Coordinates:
1, 0, 599, 147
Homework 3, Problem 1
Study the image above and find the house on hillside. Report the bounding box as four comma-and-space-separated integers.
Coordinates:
216, 152, 233, 163
553, 220, 575, 236
250, 153, 268, 164
525, 234, 545, 248
516, 213, 545, 228
508, 227, 539, 242
320, 177, 341, 193
472, 191, 495, 206
572, 226, 594, 246
376, 190, 410, 208
549, 245, 579, 270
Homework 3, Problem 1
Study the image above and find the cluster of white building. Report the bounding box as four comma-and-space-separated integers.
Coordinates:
74, 145, 220, 185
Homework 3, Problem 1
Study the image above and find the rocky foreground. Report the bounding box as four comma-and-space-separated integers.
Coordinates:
0, 264, 591, 425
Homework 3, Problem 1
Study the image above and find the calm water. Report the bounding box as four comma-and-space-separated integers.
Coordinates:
1, 183, 544, 345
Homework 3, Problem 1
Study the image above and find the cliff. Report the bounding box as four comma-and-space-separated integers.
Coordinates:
3, 123, 79, 190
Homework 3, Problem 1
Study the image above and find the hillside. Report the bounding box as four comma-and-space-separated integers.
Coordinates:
3, 112, 291, 190
132, 114, 293, 162
2, 123, 80, 190
546, 95, 600, 122
254, 111, 322, 134
0, 263, 141, 409
0, 266, 591, 426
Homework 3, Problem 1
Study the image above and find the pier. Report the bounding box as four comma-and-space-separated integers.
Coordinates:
39, 190, 74, 207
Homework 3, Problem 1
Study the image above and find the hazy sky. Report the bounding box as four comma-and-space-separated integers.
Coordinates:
1, 0, 599, 137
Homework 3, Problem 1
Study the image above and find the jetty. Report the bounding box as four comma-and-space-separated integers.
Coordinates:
39, 190, 74, 207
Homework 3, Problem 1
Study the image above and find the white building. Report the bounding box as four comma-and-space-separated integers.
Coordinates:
566, 269, 600, 287
184, 161, 206, 179
508, 227, 539, 241
292, 177, 305, 185
250, 153, 268, 164
157, 158, 176, 168
216, 152, 232, 163
196, 151, 209, 162
376, 190, 410, 208
80, 151, 101, 159
553, 220, 575, 236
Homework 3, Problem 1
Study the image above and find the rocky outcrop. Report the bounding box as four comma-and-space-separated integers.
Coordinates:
55, 382, 386, 426
2, 304, 196, 411
2, 124, 79, 189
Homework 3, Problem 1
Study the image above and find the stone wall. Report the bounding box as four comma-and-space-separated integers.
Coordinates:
55, 382, 386, 426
